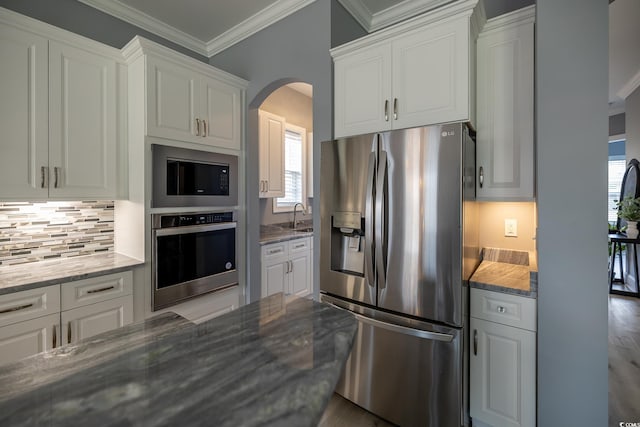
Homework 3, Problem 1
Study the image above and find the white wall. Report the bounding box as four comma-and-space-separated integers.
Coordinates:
536, 1, 609, 425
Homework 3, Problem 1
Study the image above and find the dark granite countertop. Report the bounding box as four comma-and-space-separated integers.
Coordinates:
260, 222, 314, 245
0, 294, 358, 427
0, 252, 143, 295
469, 248, 538, 298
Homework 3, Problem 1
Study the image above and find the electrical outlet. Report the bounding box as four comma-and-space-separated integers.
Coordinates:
505, 219, 518, 237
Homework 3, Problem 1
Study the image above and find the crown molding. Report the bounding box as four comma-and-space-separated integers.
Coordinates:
206, 0, 316, 57
80, 0, 316, 58
617, 68, 640, 100
336, 0, 372, 32
369, 0, 452, 32
480, 4, 535, 35
78, 0, 208, 56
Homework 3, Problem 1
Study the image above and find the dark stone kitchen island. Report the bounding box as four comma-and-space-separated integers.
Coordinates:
0, 294, 357, 427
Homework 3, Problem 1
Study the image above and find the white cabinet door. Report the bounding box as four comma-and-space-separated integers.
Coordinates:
61, 296, 133, 344
392, 16, 470, 130
0, 313, 60, 366
0, 25, 48, 200
146, 57, 198, 142
258, 110, 285, 198
470, 317, 536, 427
476, 18, 534, 200
289, 253, 311, 297
263, 262, 288, 297
334, 43, 392, 138
201, 75, 241, 150
48, 41, 117, 199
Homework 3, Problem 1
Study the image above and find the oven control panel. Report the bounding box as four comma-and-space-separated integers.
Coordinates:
159, 212, 234, 228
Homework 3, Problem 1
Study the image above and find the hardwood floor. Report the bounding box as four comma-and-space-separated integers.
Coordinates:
318, 393, 396, 427
609, 294, 640, 425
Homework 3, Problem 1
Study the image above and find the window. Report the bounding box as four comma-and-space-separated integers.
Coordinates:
608, 139, 626, 223
274, 124, 306, 212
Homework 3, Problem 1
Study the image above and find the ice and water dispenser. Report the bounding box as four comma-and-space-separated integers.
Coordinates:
330, 212, 365, 276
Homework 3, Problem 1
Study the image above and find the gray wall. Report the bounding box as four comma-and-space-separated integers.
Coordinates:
331, 0, 366, 47
625, 88, 640, 162
0, 0, 207, 62
610, 112, 626, 137
536, 1, 608, 426
209, 0, 341, 303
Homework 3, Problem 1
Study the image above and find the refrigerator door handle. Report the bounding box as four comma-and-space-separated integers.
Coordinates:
365, 151, 376, 288
326, 301, 453, 342
375, 150, 387, 289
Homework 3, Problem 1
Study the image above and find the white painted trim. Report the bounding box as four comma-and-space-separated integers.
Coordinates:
336, 0, 372, 32
609, 104, 626, 116
122, 36, 248, 89
369, 0, 452, 32
0, 6, 124, 60
609, 134, 626, 142
331, 0, 479, 58
479, 4, 535, 36
617, 68, 640, 100
77, 0, 208, 56
205, 0, 316, 57
79, 0, 316, 58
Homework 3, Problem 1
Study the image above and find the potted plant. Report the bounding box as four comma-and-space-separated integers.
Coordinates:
616, 196, 640, 238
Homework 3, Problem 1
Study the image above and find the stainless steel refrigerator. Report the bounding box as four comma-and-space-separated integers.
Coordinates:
320, 123, 479, 427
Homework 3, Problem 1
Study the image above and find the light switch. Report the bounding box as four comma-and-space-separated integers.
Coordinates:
505, 219, 518, 237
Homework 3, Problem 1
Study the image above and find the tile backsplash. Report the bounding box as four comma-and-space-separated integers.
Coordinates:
0, 201, 114, 266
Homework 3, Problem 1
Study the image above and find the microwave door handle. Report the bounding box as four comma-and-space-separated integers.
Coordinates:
375, 149, 387, 289
155, 222, 236, 236
364, 151, 376, 289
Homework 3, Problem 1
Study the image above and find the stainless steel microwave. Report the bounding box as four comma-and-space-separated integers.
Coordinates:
152, 144, 238, 208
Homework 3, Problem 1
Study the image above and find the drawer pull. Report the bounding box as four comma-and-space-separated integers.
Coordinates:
293, 244, 305, 249
497, 306, 506, 314
87, 285, 116, 294
68, 322, 72, 344
53, 324, 57, 348
0, 303, 34, 314
268, 249, 283, 255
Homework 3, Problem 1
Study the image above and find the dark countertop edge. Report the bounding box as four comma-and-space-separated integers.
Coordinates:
0, 254, 145, 296
259, 231, 313, 245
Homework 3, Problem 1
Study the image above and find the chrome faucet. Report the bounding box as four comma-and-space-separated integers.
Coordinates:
292, 203, 306, 229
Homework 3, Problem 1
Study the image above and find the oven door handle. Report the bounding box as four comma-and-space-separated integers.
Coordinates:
154, 222, 236, 237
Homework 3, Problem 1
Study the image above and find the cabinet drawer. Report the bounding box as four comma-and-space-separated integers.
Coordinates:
0, 285, 60, 328
289, 238, 310, 254
470, 288, 536, 331
61, 271, 133, 310
262, 242, 289, 262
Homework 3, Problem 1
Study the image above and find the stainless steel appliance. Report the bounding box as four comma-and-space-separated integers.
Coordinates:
320, 123, 479, 427
152, 211, 238, 310
152, 144, 238, 208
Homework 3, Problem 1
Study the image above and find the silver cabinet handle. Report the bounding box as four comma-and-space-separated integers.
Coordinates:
268, 248, 283, 255
497, 306, 506, 313
203, 119, 207, 137
284, 260, 289, 273
289, 260, 293, 273
266, 181, 269, 192
393, 98, 398, 120
196, 118, 201, 136
67, 321, 72, 344
479, 166, 484, 188
87, 285, 115, 294
384, 100, 389, 121
293, 243, 305, 249
54, 167, 60, 188
41, 166, 47, 188
0, 303, 34, 314
474, 329, 478, 355
53, 324, 57, 348
364, 151, 376, 289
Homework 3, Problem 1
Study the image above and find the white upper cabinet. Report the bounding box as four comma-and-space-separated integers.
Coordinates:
48, 42, 118, 199
136, 39, 245, 151
0, 26, 50, 200
476, 6, 535, 200
258, 110, 285, 198
0, 11, 125, 201
332, 0, 484, 138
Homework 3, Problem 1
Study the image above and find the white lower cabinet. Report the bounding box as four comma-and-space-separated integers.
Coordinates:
0, 313, 59, 365
470, 289, 536, 427
261, 237, 312, 298
0, 270, 133, 366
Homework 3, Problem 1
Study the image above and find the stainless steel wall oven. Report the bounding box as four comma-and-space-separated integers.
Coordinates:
152, 211, 238, 311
